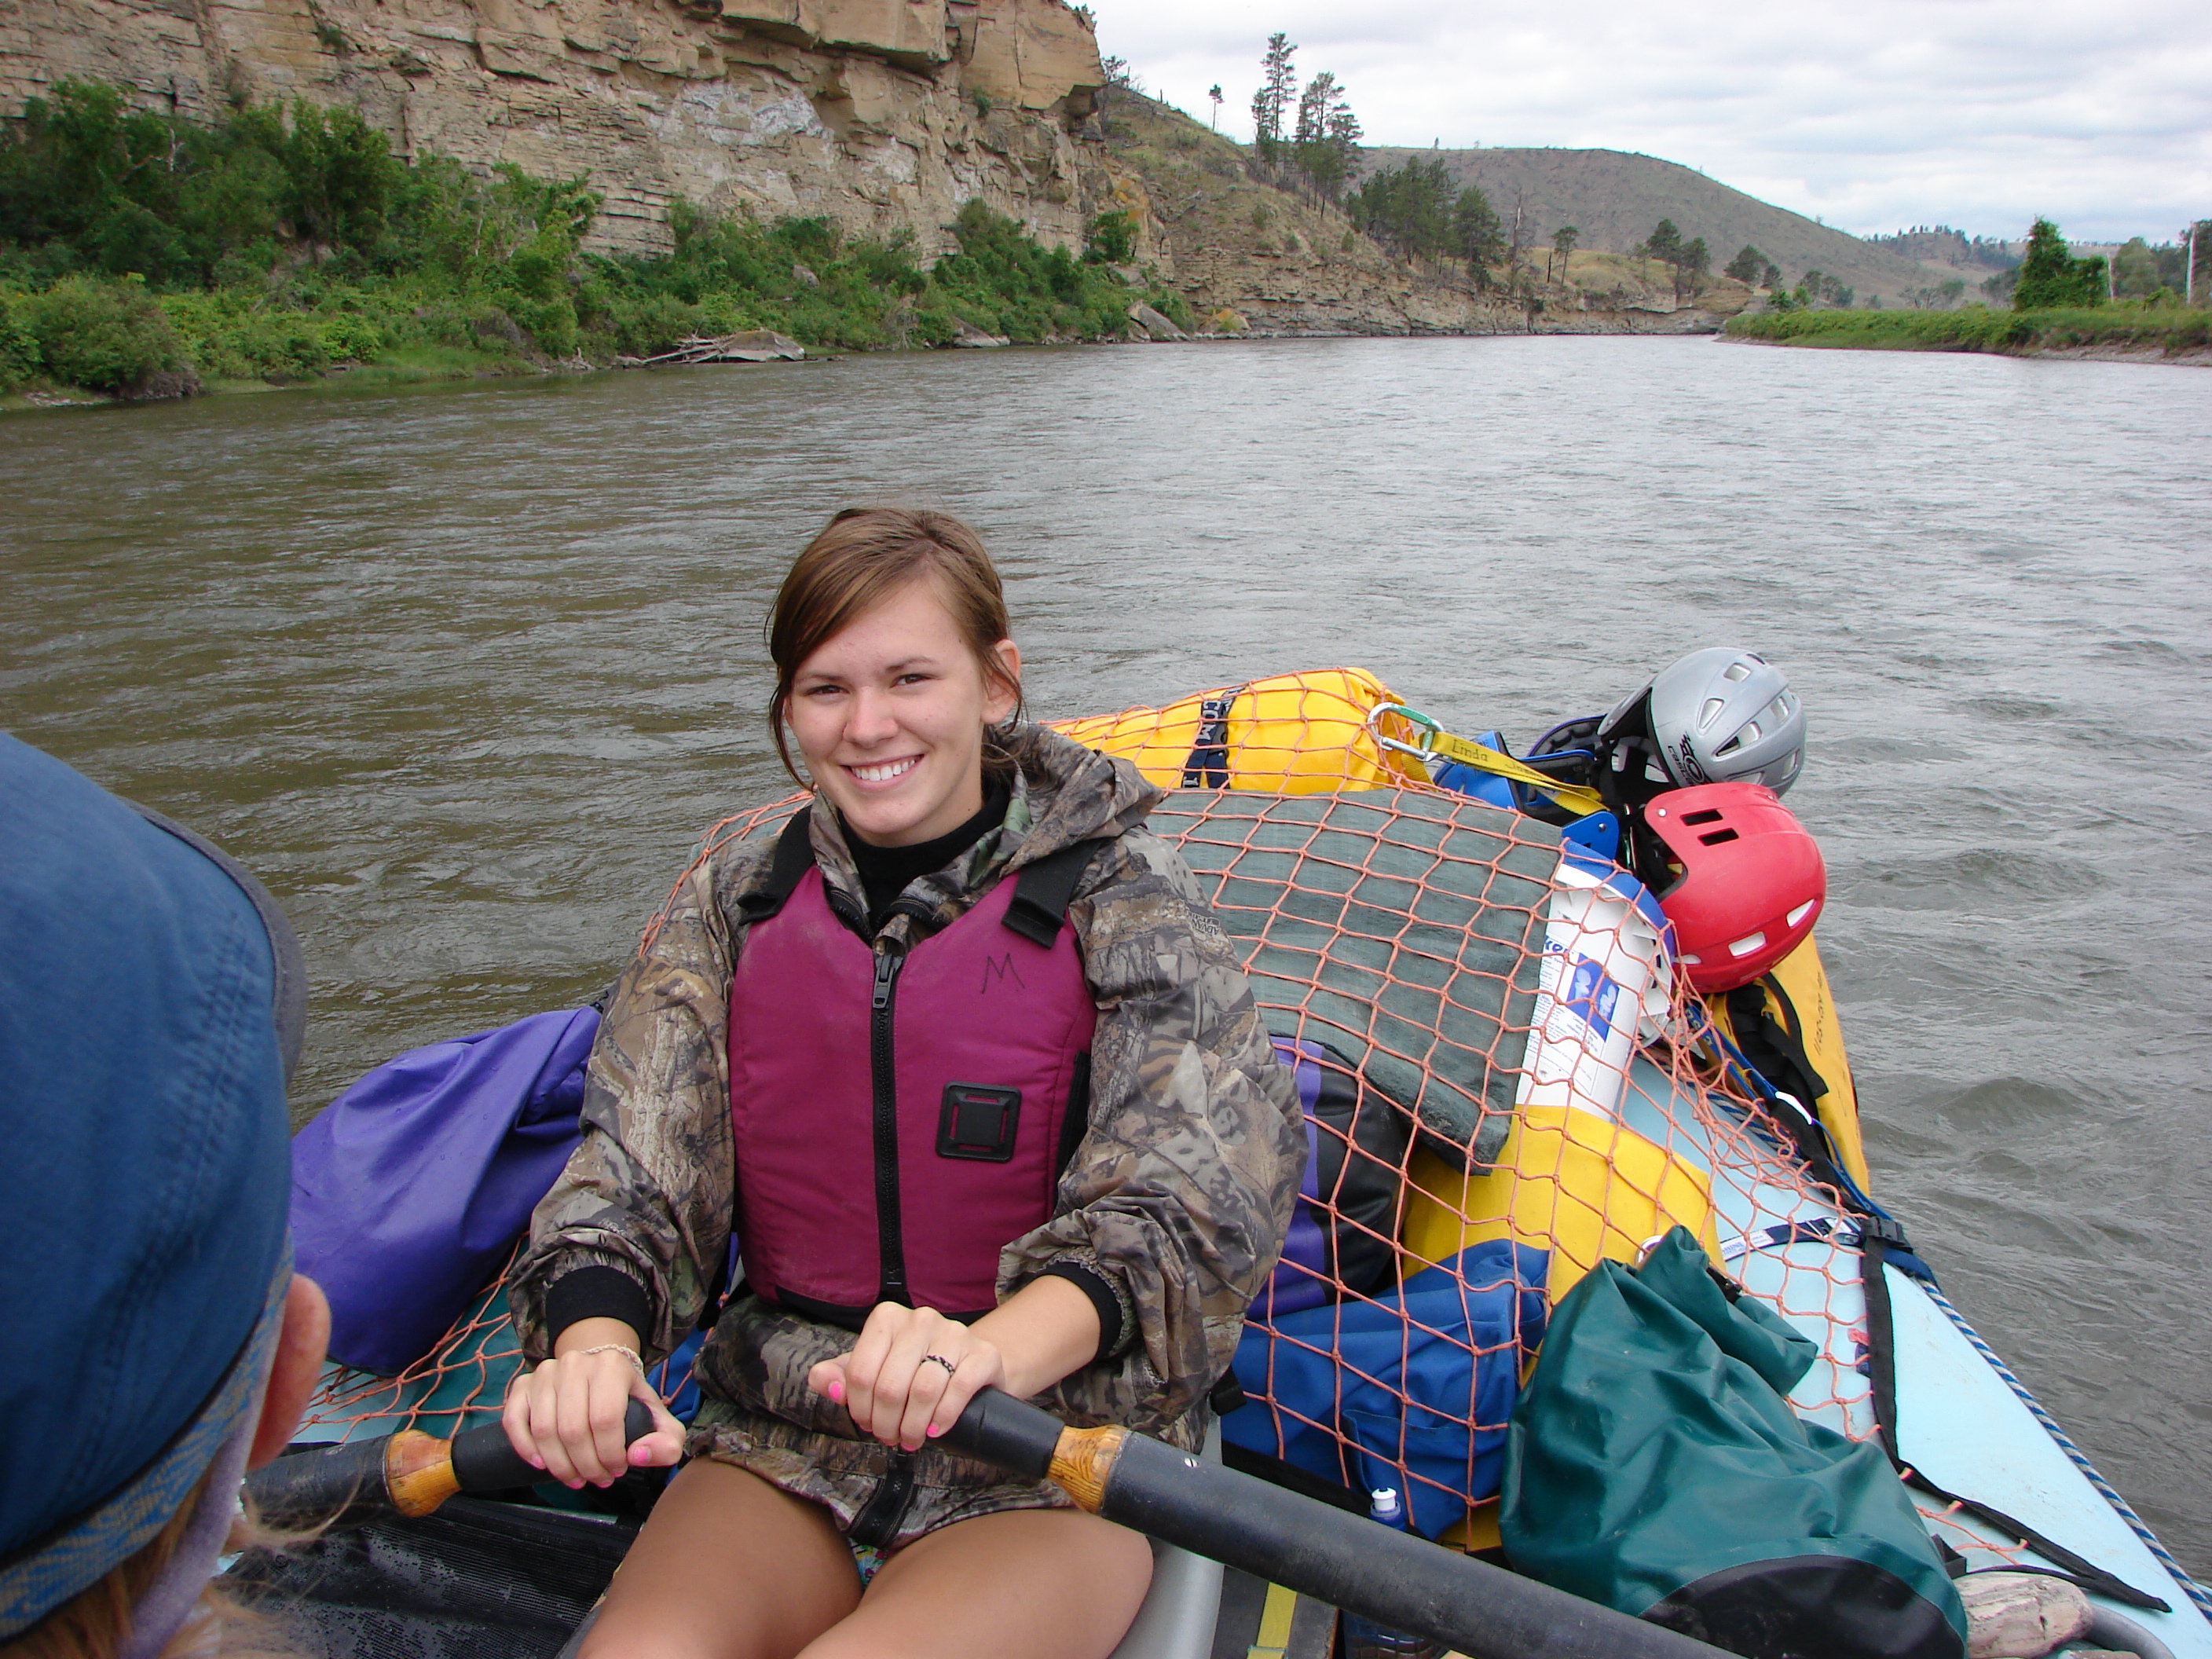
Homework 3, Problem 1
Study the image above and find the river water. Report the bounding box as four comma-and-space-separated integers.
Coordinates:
4, 336, 2207, 1575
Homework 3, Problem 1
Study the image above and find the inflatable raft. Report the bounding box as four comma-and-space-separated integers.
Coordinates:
251, 670, 2212, 1659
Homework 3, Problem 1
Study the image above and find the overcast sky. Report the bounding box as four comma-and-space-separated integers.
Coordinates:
1093, 0, 2210, 246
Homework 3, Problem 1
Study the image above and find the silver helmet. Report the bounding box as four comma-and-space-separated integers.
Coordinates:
1599, 647, 1806, 799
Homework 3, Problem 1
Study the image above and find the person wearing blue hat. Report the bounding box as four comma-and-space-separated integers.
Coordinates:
0, 732, 330, 1659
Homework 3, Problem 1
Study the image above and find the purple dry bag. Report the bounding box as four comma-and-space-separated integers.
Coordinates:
291, 1007, 599, 1374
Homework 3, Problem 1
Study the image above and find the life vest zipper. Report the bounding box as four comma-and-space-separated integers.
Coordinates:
871, 945, 909, 1306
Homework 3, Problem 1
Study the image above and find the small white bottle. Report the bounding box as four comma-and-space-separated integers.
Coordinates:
1514, 848, 1674, 1122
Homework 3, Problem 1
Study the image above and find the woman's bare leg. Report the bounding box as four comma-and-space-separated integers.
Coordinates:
579, 1459, 861, 1659
800, 1508, 1153, 1659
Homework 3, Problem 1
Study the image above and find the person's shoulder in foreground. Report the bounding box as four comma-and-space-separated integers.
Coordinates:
0, 731, 328, 1659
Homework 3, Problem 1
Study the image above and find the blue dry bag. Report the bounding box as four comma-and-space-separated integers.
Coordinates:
1225, 1240, 1548, 1540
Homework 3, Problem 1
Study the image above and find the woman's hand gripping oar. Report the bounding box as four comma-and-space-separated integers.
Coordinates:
943, 1389, 1734, 1659
243, 1399, 659, 1529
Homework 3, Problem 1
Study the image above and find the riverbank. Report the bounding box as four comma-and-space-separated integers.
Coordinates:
0, 80, 1203, 408
2, 76, 1760, 411
1723, 302, 2211, 364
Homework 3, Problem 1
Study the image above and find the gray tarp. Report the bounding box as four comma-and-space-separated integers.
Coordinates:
1153, 789, 1557, 1170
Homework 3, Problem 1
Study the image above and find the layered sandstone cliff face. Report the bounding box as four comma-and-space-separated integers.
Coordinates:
0, 0, 1108, 254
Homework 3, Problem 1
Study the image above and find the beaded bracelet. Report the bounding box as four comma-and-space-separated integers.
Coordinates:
574, 1342, 644, 1375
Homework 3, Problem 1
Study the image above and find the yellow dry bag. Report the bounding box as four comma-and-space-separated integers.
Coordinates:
1050, 668, 1428, 795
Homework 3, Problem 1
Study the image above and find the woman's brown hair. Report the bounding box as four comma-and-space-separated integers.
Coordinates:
765, 507, 1025, 786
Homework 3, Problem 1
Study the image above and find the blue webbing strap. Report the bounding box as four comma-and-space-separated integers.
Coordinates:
1178, 687, 1243, 789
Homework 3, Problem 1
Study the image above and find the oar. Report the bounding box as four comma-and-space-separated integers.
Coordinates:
943, 1389, 1729, 1659
246, 1400, 654, 1529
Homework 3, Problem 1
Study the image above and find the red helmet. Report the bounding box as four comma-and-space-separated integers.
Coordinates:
1644, 782, 1826, 994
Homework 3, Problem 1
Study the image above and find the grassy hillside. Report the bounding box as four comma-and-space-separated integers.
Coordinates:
1098, 94, 1752, 329
1363, 146, 1939, 303
1097, 90, 1383, 298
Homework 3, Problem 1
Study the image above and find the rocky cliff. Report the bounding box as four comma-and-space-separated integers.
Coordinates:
0, 0, 1108, 255
0, 11, 1761, 336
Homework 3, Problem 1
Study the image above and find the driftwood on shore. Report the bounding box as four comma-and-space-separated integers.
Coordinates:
617, 330, 806, 368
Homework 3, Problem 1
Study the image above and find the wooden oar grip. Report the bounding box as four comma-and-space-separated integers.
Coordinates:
1046, 1424, 1128, 1514
941, 1392, 1128, 1510
385, 1430, 463, 1518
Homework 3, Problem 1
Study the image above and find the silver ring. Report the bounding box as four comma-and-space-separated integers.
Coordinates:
922, 1353, 958, 1376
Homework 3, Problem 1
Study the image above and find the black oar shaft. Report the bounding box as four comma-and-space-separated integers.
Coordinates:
946, 1390, 1727, 1659
247, 1400, 653, 1528
247, 1436, 391, 1529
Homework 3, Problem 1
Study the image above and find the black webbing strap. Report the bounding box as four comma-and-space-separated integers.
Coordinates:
1726, 976, 1829, 1115
1858, 1221, 2170, 1613
1901, 1466, 2171, 1612
1720, 974, 1855, 1197
847, 1452, 917, 1548
735, 809, 818, 925
1179, 687, 1243, 789
1861, 1221, 1904, 1463
1757, 1087, 1850, 1199
1002, 837, 1110, 948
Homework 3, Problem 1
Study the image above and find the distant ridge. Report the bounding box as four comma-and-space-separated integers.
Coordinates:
1362, 146, 1954, 302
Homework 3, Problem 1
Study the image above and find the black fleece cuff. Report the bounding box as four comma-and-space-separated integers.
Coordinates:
1037, 1262, 1128, 1363
544, 1265, 654, 1349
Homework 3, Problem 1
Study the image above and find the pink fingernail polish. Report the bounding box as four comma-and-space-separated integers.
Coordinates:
926, 1424, 943, 1437
828, 1380, 844, 1404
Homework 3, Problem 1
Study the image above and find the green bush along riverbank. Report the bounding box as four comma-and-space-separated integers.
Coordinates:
0, 80, 1185, 401
1723, 302, 2210, 359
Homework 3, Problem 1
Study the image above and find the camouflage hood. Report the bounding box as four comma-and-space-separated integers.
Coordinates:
998, 725, 1163, 865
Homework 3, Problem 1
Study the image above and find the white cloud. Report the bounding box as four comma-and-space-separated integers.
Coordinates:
1095, 0, 2212, 244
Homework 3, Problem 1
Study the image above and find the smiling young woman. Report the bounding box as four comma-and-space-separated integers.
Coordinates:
499, 507, 1302, 1659
771, 510, 1024, 850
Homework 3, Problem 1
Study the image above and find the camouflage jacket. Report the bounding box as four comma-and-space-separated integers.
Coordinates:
510, 728, 1302, 1544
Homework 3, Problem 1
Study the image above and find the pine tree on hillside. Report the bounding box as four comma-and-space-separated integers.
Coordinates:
1291, 71, 1360, 204
1251, 34, 1297, 167
1676, 236, 1708, 302
1548, 225, 1579, 284
1725, 244, 1768, 284
1455, 186, 1503, 279
1325, 103, 1362, 182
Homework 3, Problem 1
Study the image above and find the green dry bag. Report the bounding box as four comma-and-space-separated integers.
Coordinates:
1500, 1228, 1967, 1659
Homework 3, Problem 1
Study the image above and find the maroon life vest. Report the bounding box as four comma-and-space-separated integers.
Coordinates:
727, 812, 1103, 1325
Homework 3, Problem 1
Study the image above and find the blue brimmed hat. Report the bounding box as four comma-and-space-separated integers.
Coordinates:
0, 732, 302, 1637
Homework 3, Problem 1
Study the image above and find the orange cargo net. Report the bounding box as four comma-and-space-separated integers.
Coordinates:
299, 670, 1889, 1555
